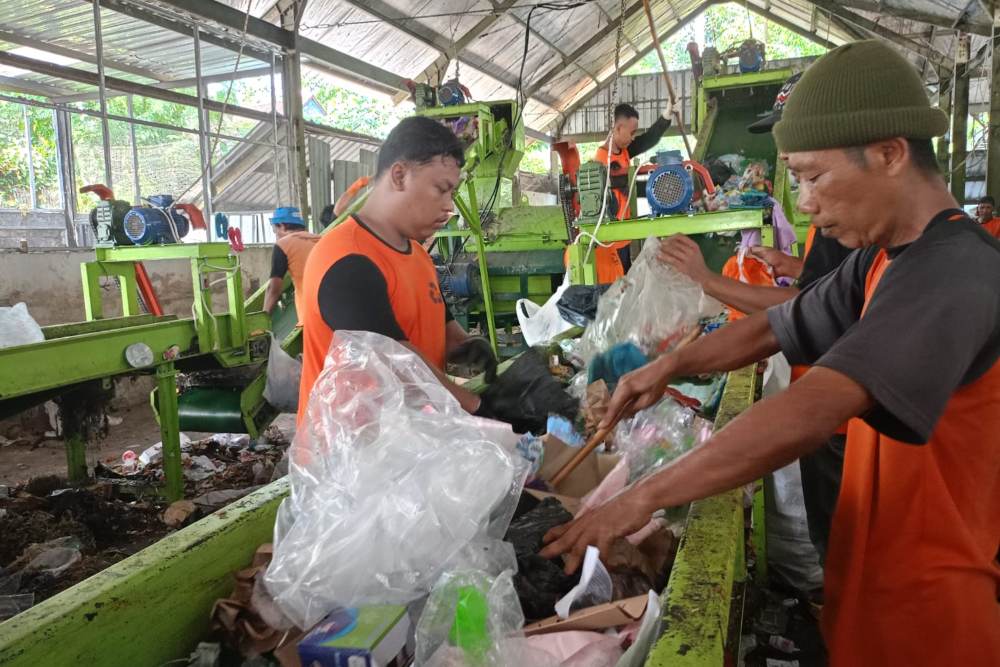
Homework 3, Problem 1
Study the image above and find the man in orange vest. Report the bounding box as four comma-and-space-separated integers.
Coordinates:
544, 41, 1000, 665
976, 195, 1000, 237
262, 206, 320, 319
297, 116, 495, 423
590, 102, 674, 280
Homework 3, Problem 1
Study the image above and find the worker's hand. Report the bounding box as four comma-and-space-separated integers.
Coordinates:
661, 98, 675, 120
448, 336, 499, 382
659, 234, 713, 286
749, 246, 803, 280
540, 489, 653, 574
599, 355, 676, 428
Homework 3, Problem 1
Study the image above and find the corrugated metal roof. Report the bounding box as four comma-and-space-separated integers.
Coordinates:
0, 0, 983, 133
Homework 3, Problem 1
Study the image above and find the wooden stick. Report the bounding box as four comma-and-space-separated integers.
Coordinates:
550, 398, 635, 488
642, 0, 695, 161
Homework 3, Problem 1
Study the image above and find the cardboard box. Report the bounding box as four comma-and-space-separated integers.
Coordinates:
297, 606, 411, 667
522, 595, 650, 636
537, 434, 602, 498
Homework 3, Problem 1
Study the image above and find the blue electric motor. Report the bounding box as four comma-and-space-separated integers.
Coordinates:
437, 79, 466, 106
647, 151, 695, 216
123, 194, 190, 245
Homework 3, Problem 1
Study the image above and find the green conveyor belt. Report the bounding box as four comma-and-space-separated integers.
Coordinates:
177, 386, 248, 433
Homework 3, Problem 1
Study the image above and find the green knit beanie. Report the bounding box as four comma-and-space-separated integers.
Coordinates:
773, 40, 948, 153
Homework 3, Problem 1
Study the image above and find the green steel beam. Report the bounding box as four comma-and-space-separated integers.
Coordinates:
42, 315, 169, 340
156, 364, 184, 502
578, 209, 763, 244
647, 364, 759, 666
0, 480, 289, 667
702, 68, 794, 91
94, 242, 234, 262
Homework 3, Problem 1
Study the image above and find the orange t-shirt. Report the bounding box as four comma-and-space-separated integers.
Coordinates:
275, 230, 320, 320
982, 216, 1000, 238
296, 216, 447, 422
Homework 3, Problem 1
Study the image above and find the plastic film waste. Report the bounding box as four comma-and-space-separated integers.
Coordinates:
263, 332, 527, 629
613, 397, 714, 484
0, 303, 44, 350
262, 334, 301, 413
577, 238, 723, 364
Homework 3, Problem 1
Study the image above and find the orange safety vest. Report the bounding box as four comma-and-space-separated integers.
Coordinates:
821, 248, 1000, 666
720, 247, 776, 320
983, 217, 1000, 239
592, 144, 633, 283
276, 230, 320, 321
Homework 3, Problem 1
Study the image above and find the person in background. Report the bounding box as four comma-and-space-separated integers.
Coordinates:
262, 206, 320, 319
591, 102, 674, 280
976, 195, 1000, 237
297, 116, 495, 422
544, 40, 1000, 665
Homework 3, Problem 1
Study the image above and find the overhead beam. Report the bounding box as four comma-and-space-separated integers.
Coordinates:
951, 34, 971, 202
98, 0, 275, 64
407, 0, 519, 92
808, 0, 953, 70
836, 0, 991, 37
526, 0, 646, 99
745, 3, 839, 50
555, 0, 716, 134
500, 3, 601, 85
0, 28, 165, 82
335, 0, 560, 108
125, 0, 408, 95
594, 3, 641, 53
50, 65, 274, 104
0, 50, 282, 125
0, 75, 76, 98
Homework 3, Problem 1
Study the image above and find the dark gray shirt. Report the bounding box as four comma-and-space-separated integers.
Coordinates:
767, 210, 1000, 444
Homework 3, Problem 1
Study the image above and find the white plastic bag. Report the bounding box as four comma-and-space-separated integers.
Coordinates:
577, 238, 724, 364
0, 302, 44, 349
517, 274, 575, 347
554, 546, 613, 619
263, 331, 527, 629
263, 334, 301, 413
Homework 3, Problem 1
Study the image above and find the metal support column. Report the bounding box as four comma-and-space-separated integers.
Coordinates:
283, 48, 310, 229
936, 72, 952, 181
270, 52, 282, 208
22, 105, 36, 209
54, 109, 78, 247
951, 34, 971, 204
127, 94, 141, 204
193, 28, 214, 235
92, 0, 113, 190
988, 9, 1000, 199
156, 364, 184, 502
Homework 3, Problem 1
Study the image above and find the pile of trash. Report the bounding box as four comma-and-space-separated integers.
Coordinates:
193, 240, 732, 666
0, 478, 163, 620
695, 154, 774, 213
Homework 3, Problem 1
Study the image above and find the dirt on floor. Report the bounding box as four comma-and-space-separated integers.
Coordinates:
0, 410, 294, 621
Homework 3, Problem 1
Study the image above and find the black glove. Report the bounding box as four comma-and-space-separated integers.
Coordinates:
448, 336, 499, 382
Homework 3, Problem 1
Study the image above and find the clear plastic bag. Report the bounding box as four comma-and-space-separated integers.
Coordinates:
417, 569, 525, 667
517, 274, 576, 347
263, 331, 527, 630
263, 334, 301, 413
554, 546, 613, 619
0, 302, 44, 350
577, 238, 723, 364
613, 397, 714, 484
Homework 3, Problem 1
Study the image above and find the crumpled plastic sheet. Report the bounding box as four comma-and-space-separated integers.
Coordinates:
263, 334, 301, 413
505, 497, 577, 621
263, 331, 527, 630
613, 397, 714, 484
577, 238, 724, 365
0, 302, 44, 350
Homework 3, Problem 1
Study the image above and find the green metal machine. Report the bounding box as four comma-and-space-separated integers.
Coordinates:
0, 239, 297, 502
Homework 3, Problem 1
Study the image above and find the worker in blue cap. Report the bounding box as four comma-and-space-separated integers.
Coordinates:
263, 206, 320, 320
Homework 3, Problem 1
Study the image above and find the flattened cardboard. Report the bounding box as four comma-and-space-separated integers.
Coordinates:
522, 595, 650, 636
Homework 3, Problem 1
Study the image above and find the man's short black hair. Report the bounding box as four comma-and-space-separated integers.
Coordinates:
613, 103, 639, 122
979, 195, 995, 206
375, 116, 465, 178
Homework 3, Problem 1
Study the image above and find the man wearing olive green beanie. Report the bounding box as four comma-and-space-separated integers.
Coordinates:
541, 40, 1000, 666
